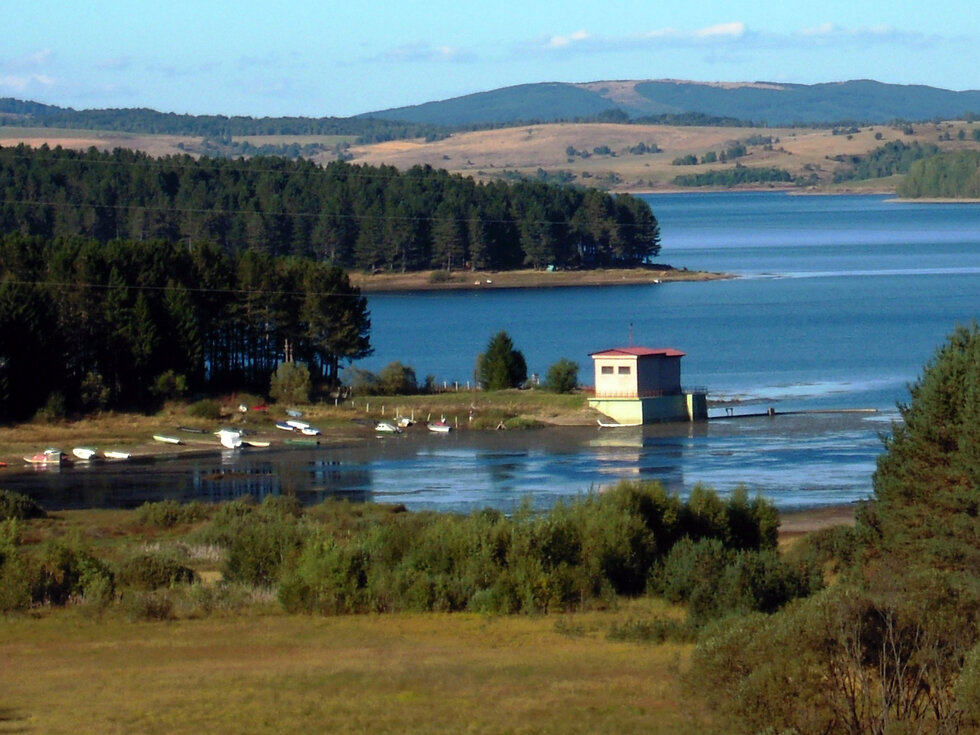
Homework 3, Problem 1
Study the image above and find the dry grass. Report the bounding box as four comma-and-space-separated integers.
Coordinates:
0, 601, 700, 735
4, 119, 978, 194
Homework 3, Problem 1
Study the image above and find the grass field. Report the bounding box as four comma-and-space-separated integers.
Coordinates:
4, 119, 978, 192
0, 600, 699, 735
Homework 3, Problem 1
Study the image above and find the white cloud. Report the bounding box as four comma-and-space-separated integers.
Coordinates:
695, 22, 745, 39
547, 30, 588, 49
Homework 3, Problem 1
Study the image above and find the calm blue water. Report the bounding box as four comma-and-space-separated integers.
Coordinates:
9, 193, 980, 513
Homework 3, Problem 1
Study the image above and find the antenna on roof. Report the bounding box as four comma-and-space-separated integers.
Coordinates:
628, 322, 633, 346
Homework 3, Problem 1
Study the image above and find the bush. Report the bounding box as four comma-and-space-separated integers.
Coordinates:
117, 551, 197, 590
269, 361, 311, 405
543, 358, 578, 393
30, 539, 115, 607
123, 589, 175, 621
135, 499, 210, 528
223, 499, 305, 587
187, 399, 222, 420
151, 370, 188, 400
0, 489, 46, 521
376, 361, 418, 395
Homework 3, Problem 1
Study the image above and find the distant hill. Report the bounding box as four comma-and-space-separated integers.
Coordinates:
365, 79, 980, 127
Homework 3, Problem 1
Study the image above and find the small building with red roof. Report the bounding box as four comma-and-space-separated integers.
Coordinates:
588, 346, 706, 425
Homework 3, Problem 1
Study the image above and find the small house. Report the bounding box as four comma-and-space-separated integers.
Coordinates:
589, 346, 707, 425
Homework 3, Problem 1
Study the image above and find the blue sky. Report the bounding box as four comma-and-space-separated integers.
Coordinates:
4, 1, 979, 117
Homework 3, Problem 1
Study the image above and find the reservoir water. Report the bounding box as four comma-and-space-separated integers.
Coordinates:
9, 192, 980, 513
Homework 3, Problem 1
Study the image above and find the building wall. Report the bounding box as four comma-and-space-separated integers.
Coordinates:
593, 356, 639, 397
636, 355, 681, 395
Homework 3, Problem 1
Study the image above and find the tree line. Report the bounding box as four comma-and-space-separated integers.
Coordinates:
0, 144, 661, 271
897, 150, 980, 198
0, 233, 370, 421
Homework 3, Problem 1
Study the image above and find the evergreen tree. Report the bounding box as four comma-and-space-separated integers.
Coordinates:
476, 331, 527, 390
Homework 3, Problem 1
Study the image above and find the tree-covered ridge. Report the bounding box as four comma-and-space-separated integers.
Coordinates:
0, 234, 370, 421
897, 150, 980, 198
0, 98, 451, 144
0, 144, 661, 271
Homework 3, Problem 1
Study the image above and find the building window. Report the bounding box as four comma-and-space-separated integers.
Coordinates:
618, 366, 631, 375
601, 366, 614, 375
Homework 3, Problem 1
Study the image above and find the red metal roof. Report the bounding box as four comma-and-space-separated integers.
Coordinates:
589, 347, 685, 358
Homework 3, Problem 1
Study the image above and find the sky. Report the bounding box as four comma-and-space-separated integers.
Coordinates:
4, 1, 980, 118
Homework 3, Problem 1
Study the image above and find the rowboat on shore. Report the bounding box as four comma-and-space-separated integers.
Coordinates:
152, 434, 182, 445
375, 421, 401, 434
24, 448, 70, 465
428, 417, 453, 433
214, 429, 243, 449
597, 419, 643, 428
103, 450, 131, 460
72, 447, 101, 461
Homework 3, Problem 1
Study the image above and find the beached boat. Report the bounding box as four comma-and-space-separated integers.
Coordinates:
214, 429, 243, 449
152, 434, 182, 445
24, 448, 70, 465
375, 421, 401, 434
286, 419, 310, 430
396, 416, 414, 428
300, 426, 321, 436
427, 418, 452, 433
285, 437, 319, 446
242, 439, 271, 448
72, 447, 101, 461
103, 450, 131, 460
275, 421, 294, 431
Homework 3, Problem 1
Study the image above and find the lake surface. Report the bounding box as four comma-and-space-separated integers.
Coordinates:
9, 192, 980, 514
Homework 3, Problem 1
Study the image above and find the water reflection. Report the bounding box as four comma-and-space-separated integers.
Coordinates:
3, 412, 889, 514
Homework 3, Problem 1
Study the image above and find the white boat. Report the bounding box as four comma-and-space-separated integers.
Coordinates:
242, 439, 271, 448
286, 419, 310, 430
396, 416, 414, 428
103, 450, 131, 460
275, 421, 294, 431
153, 434, 182, 445
375, 421, 401, 433
300, 426, 321, 436
427, 418, 452, 433
597, 419, 643, 428
72, 447, 100, 461
24, 448, 70, 465
214, 429, 243, 449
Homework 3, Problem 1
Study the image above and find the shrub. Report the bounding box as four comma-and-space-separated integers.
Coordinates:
606, 617, 696, 644
269, 361, 311, 404
135, 499, 209, 528
341, 366, 378, 395
376, 361, 418, 395
0, 489, 46, 521
151, 370, 188, 400
543, 358, 578, 393
123, 589, 175, 621
187, 399, 222, 420
223, 509, 304, 587
30, 539, 115, 606
117, 551, 197, 590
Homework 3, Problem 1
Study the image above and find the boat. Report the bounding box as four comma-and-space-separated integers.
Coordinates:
396, 416, 414, 428
72, 447, 101, 461
285, 437, 319, 446
597, 419, 643, 428
24, 448, 70, 465
242, 439, 271, 448
427, 418, 452, 433
286, 419, 310, 430
103, 450, 131, 460
375, 421, 401, 434
285, 409, 303, 418
275, 421, 295, 431
152, 434, 182, 445
214, 429, 243, 449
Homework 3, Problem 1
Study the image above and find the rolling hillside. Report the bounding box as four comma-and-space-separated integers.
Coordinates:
365, 79, 980, 126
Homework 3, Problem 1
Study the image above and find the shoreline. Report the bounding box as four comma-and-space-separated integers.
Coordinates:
350, 265, 731, 293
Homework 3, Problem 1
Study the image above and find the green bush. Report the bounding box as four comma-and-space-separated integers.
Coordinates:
123, 589, 175, 621
269, 361, 311, 405
0, 489, 46, 521
29, 539, 115, 607
543, 358, 578, 393
475, 331, 527, 390
223, 503, 305, 587
376, 361, 418, 395
135, 499, 210, 528
117, 551, 197, 590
